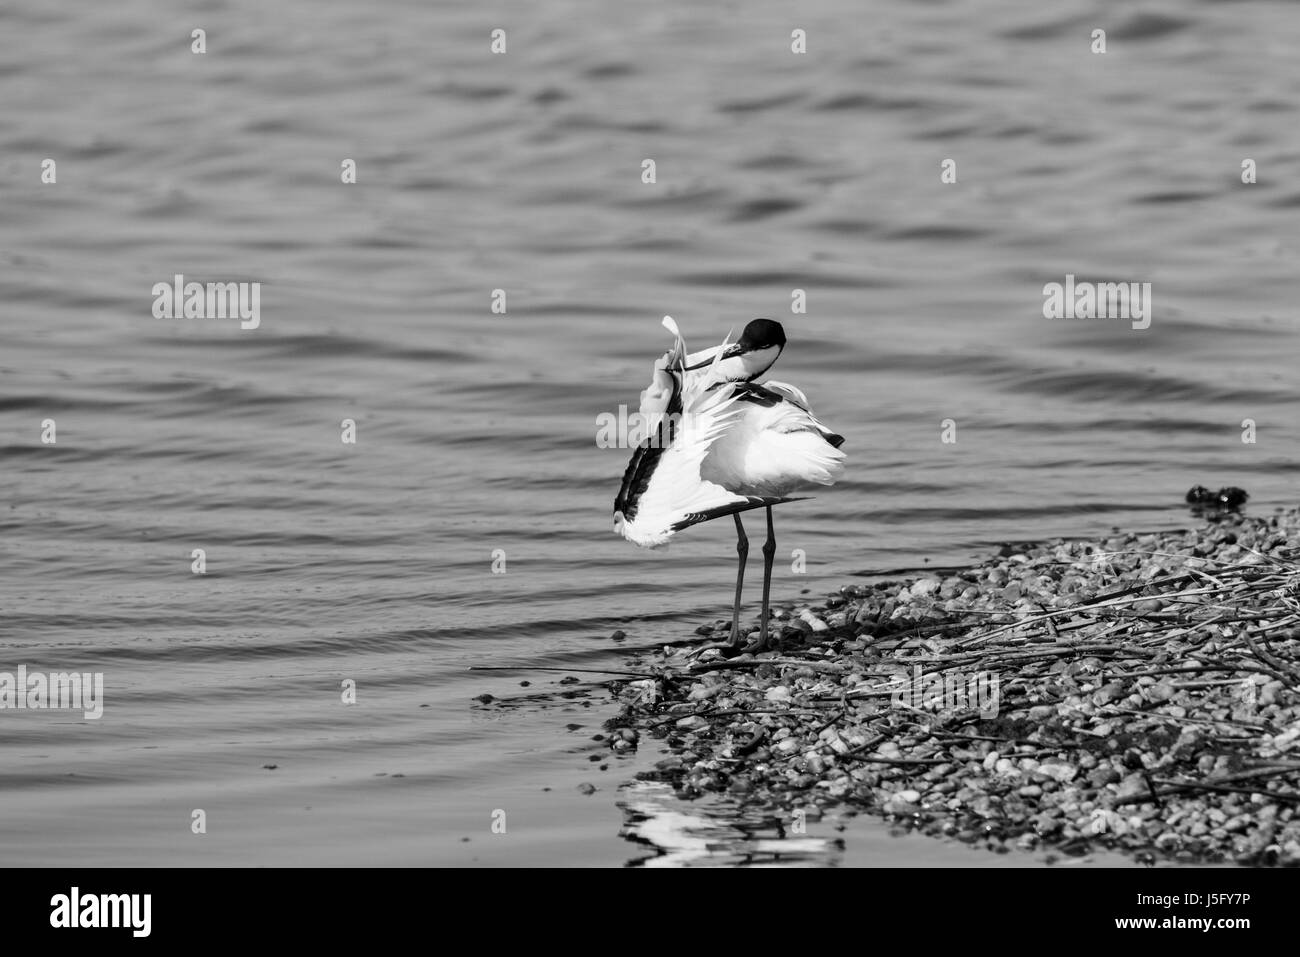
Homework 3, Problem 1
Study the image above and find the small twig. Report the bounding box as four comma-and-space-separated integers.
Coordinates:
1128, 778, 1300, 805
468, 665, 657, 679
644, 706, 832, 729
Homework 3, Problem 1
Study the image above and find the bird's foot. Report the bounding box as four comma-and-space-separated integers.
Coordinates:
689, 640, 735, 658
738, 629, 778, 656
691, 644, 752, 660
690, 627, 752, 658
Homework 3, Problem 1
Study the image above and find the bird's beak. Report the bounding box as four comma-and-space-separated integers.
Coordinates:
682, 343, 742, 371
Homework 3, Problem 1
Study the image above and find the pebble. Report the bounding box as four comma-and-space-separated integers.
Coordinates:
1116, 772, 1151, 801
883, 797, 920, 815
611, 504, 1300, 868
1037, 763, 1078, 784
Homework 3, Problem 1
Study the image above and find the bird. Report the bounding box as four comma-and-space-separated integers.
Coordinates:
613, 316, 846, 654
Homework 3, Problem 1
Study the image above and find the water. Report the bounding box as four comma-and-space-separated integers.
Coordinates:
1, 0, 1295, 866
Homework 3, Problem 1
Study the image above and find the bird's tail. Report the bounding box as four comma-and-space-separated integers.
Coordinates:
785, 429, 846, 485
768, 401, 846, 485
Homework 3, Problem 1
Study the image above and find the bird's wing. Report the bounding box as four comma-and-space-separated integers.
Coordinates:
665, 379, 808, 527
673, 494, 805, 531
756, 379, 811, 410
757, 379, 845, 448
628, 388, 746, 525
616, 383, 797, 543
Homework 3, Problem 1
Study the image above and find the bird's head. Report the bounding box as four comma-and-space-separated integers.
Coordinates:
682, 318, 786, 382
736, 318, 787, 353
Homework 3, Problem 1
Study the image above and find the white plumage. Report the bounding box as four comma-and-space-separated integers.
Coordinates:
612, 317, 846, 653
614, 377, 748, 547
700, 379, 845, 498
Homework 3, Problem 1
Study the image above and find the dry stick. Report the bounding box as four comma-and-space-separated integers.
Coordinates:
1118, 767, 1300, 805
685, 656, 847, 674
840, 688, 915, 700
1037, 601, 1061, 640
930, 730, 1052, 749
973, 648, 1158, 671
810, 708, 847, 737
961, 559, 1296, 651
958, 575, 1208, 648
956, 600, 1170, 647
838, 732, 891, 761
850, 746, 1064, 767
845, 755, 956, 766
837, 657, 1133, 702
834, 709, 988, 762
1246, 546, 1300, 570
1073, 619, 1140, 644
954, 615, 1106, 648
1241, 628, 1300, 685
891, 643, 1156, 667
1186, 564, 1233, 594
643, 706, 830, 730
1170, 608, 1293, 622
644, 528, 1296, 755
1244, 612, 1300, 637
1173, 677, 1273, 689
775, 710, 856, 761
467, 665, 657, 679
1111, 665, 1276, 680
1185, 652, 1280, 676
1228, 637, 1295, 685
1101, 706, 1275, 732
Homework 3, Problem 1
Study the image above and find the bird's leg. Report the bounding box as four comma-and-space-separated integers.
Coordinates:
742, 507, 777, 654
728, 512, 748, 646
690, 514, 749, 657
761, 506, 776, 644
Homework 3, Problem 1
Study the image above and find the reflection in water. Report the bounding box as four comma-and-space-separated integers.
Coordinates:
2, 0, 1297, 866
620, 782, 843, 867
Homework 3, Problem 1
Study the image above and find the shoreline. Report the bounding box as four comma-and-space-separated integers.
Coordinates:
607, 507, 1300, 866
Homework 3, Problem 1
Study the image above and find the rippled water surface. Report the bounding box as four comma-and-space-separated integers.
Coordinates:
1, 0, 1296, 865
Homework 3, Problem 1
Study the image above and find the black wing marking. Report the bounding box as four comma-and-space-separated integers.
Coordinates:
730, 382, 844, 448
728, 381, 787, 408
613, 371, 684, 522
671, 496, 808, 531
613, 441, 658, 521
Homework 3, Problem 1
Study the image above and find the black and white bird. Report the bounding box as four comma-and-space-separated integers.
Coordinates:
613, 317, 846, 653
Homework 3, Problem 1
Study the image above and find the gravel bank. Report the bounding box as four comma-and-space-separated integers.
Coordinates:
607, 507, 1300, 865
